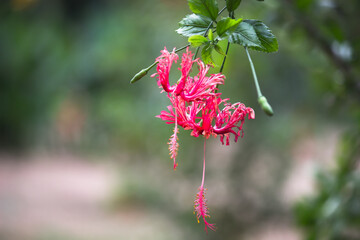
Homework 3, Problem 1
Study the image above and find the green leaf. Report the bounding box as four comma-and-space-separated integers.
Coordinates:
216, 17, 243, 38
226, 0, 242, 12
228, 20, 278, 53
246, 20, 278, 52
228, 20, 261, 47
176, 14, 213, 37
214, 44, 226, 56
208, 29, 214, 41
201, 43, 214, 64
188, 0, 219, 21
188, 35, 209, 47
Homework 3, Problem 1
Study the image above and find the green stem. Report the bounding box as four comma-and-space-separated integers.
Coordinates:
219, 42, 230, 73
148, 61, 158, 70
219, 8, 235, 73
193, 47, 201, 61
175, 44, 190, 53
245, 47, 262, 98
192, 6, 227, 60
245, 47, 274, 116
192, 23, 213, 60
219, 5, 227, 15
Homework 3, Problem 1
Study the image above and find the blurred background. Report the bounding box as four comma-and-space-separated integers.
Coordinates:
0, 0, 359, 239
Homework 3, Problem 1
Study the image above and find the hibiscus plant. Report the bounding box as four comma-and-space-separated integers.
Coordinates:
130, 0, 278, 232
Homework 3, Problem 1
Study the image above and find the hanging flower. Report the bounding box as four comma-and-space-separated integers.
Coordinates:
152, 48, 225, 101
157, 94, 255, 144
153, 47, 255, 232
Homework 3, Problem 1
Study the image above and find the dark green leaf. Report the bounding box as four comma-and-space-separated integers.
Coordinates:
226, 0, 242, 12
188, 0, 219, 21
214, 44, 226, 56
188, 35, 209, 47
176, 14, 213, 37
245, 20, 278, 52
201, 43, 214, 64
228, 20, 261, 47
216, 17, 242, 38
228, 20, 278, 53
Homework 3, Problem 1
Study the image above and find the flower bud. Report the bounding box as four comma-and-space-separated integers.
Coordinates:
130, 61, 158, 84
258, 96, 274, 116
130, 68, 149, 83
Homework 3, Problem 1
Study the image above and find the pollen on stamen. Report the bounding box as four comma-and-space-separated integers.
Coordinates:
194, 186, 215, 232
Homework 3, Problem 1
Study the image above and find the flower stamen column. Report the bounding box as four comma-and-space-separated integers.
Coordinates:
194, 138, 215, 232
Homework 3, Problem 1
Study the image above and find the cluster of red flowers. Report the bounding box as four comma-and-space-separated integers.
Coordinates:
152, 47, 255, 164
151, 47, 255, 232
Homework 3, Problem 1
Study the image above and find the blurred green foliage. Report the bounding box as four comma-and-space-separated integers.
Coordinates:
295, 130, 360, 240
277, 0, 360, 239
0, 0, 185, 151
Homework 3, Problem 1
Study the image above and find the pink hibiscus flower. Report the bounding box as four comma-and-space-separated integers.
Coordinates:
153, 47, 255, 231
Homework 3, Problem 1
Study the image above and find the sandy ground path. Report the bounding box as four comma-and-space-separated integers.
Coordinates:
0, 139, 332, 240
0, 154, 180, 240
